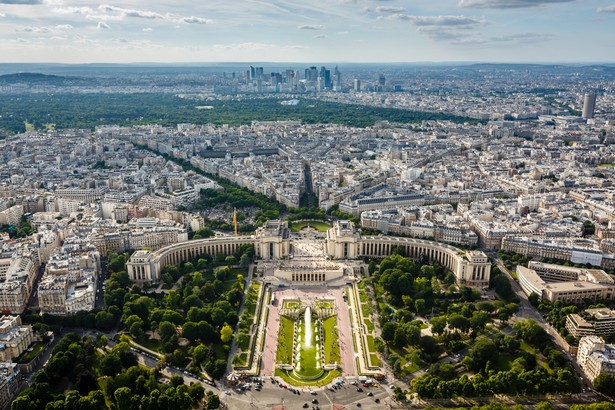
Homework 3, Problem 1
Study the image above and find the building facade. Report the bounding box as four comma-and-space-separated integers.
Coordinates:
0, 316, 33, 362
577, 336, 615, 383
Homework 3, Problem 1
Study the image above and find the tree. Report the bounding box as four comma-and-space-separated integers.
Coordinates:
403, 324, 421, 346
382, 322, 396, 342
99, 354, 123, 377
220, 324, 233, 344
593, 373, 615, 398
448, 313, 471, 334
95, 311, 115, 331
193, 344, 208, 363
368, 260, 377, 275
430, 316, 447, 336
464, 338, 498, 372
114, 387, 132, 410
239, 253, 250, 268
393, 327, 407, 348
528, 292, 540, 306
415, 299, 426, 315
535, 402, 554, 410
188, 384, 205, 405
206, 392, 221, 410
161, 272, 174, 285
158, 321, 177, 341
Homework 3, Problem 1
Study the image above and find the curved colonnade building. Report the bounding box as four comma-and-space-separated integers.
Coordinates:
127, 220, 491, 288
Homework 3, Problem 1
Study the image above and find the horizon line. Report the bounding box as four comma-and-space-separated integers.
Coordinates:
1, 61, 615, 66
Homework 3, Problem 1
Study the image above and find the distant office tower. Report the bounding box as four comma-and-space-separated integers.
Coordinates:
353, 79, 361, 92
285, 69, 295, 82
378, 73, 385, 87
334, 66, 342, 90
319, 66, 332, 89
583, 93, 597, 119
305, 66, 318, 82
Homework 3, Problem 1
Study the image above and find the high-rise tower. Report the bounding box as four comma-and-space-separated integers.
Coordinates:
582, 93, 597, 119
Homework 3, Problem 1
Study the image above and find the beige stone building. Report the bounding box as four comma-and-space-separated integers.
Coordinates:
0, 316, 33, 362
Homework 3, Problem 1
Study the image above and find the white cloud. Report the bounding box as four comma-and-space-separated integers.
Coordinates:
458, 0, 575, 9
375, 6, 405, 13
297, 24, 323, 30
0, 0, 43, 4
98, 4, 164, 20
53, 6, 94, 15
18, 24, 72, 33
142, 27, 153, 32
438, 31, 551, 45
0, 12, 5, 17
97, 21, 110, 30
314, 34, 326, 38
383, 14, 487, 28
178, 16, 211, 24
210, 42, 306, 51
597, 4, 615, 13
337, 31, 349, 35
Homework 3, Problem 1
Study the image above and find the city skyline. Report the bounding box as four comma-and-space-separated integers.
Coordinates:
1, 0, 615, 64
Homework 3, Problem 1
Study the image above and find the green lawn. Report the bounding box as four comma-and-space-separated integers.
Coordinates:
361, 303, 372, 319
323, 316, 341, 364
284, 300, 301, 309
364, 319, 375, 333
277, 316, 295, 364
15, 342, 46, 364
244, 283, 260, 316
366, 335, 377, 353
135, 336, 162, 353
290, 220, 331, 232
493, 353, 514, 372
233, 353, 248, 367
370, 354, 382, 367
275, 368, 341, 387
222, 278, 239, 292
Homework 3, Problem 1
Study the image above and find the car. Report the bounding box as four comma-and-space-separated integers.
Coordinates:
356, 404, 361, 407
351, 381, 358, 386
356, 387, 363, 392
375, 398, 380, 403
367, 392, 373, 397
303, 404, 309, 409
310, 390, 317, 395
311, 399, 318, 404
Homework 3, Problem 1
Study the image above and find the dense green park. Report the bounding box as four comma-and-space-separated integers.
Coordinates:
0, 94, 477, 134
363, 252, 581, 399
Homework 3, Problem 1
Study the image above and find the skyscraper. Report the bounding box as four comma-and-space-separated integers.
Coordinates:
378, 73, 386, 87
353, 79, 361, 92
582, 93, 597, 119
319, 66, 331, 89
333, 66, 342, 90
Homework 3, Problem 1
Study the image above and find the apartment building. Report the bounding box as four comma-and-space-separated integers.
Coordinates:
0, 255, 38, 314
517, 262, 615, 304
0, 362, 20, 408
567, 308, 615, 339
577, 336, 615, 383
0, 316, 33, 362
37, 251, 99, 316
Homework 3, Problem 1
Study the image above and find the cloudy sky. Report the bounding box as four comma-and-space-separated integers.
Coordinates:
0, 0, 614, 63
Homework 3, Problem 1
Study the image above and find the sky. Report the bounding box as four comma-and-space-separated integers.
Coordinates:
0, 0, 614, 64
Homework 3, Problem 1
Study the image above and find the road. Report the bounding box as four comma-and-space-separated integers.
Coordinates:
94, 259, 107, 310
